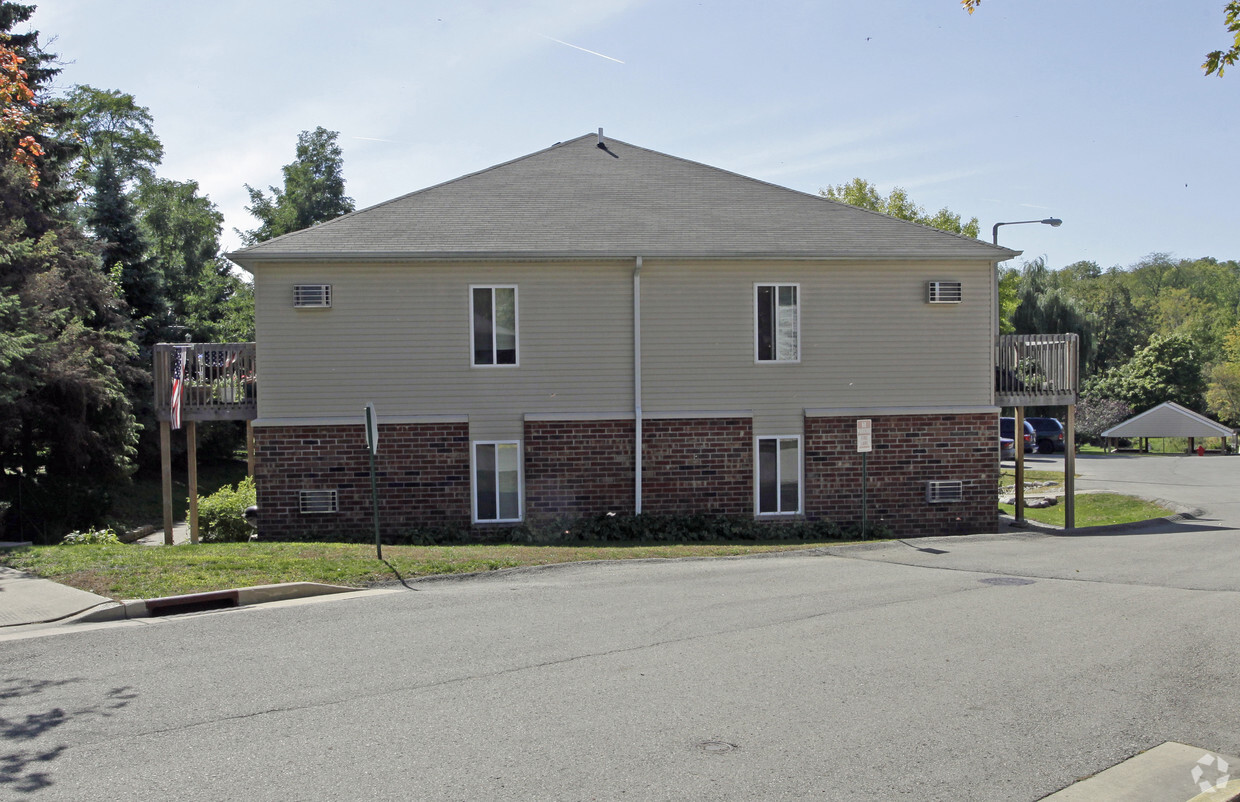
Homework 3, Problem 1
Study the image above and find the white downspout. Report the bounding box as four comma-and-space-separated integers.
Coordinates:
634, 256, 643, 514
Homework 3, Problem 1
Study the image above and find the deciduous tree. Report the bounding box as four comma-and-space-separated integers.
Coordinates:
1086, 333, 1206, 414
820, 177, 980, 238
59, 84, 162, 194
0, 2, 140, 539
241, 126, 355, 244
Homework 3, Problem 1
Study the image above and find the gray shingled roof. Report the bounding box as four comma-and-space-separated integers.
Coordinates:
228, 133, 1018, 265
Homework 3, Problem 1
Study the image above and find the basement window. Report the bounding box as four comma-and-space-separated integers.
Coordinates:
473, 441, 522, 523
756, 435, 801, 515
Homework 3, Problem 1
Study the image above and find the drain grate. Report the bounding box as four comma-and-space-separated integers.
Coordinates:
980, 576, 1035, 586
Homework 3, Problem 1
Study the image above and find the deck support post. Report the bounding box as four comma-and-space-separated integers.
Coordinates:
161, 420, 174, 545
1065, 404, 1076, 529
246, 421, 256, 477
1014, 407, 1025, 523
187, 421, 199, 544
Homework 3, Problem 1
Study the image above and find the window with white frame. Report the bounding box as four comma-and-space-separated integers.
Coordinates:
756, 436, 801, 515
471, 286, 518, 366
474, 441, 522, 522
755, 284, 799, 362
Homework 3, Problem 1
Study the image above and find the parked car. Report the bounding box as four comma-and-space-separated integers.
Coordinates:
1026, 416, 1065, 453
999, 417, 1037, 453
1000, 436, 1016, 461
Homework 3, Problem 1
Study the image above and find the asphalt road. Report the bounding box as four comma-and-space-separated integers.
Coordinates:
3, 455, 1239, 801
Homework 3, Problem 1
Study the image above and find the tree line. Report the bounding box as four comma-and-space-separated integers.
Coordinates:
824, 179, 1240, 441
0, 1, 353, 539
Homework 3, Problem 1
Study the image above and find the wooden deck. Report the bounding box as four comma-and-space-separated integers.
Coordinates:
995, 333, 1079, 407
153, 343, 257, 422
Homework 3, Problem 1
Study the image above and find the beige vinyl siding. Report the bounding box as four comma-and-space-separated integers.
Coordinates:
253, 261, 634, 440
639, 260, 995, 433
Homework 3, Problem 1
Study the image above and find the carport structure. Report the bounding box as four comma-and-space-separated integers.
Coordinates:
1101, 401, 1236, 453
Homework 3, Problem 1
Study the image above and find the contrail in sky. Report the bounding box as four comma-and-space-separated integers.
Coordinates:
538, 34, 624, 64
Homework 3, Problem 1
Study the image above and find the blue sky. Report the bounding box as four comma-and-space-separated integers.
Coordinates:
30, 0, 1239, 268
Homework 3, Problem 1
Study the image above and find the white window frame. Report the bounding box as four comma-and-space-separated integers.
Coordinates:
470, 285, 519, 367
754, 435, 802, 516
472, 440, 524, 523
754, 283, 801, 364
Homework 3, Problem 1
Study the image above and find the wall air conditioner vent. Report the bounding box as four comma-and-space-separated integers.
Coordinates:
293, 284, 332, 308
926, 480, 964, 503
927, 281, 963, 304
299, 489, 339, 514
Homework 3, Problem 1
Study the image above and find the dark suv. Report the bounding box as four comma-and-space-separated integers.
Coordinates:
1026, 417, 1065, 453
999, 417, 1037, 453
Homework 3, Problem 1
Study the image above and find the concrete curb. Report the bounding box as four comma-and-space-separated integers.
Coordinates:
73, 582, 365, 623
1042, 741, 1240, 801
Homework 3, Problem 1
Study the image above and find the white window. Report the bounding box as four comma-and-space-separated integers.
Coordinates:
755, 284, 799, 362
756, 436, 801, 515
473, 441, 522, 522
471, 286, 518, 366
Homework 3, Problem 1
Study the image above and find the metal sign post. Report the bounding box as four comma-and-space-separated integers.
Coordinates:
857, 419, 872, 539
365, 403, 381, 560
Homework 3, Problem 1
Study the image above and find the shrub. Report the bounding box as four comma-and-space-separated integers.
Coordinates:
61, 527, 121, 545
196, 477, 257, 543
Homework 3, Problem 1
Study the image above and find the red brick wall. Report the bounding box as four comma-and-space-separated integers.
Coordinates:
253, 413, 996, 540
804, 412, 998, 536
252, 422, 471, 540
524, 419, 635, 518
641, 417, 753, 516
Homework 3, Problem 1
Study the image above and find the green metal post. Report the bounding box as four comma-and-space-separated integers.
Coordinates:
861, 451, 868, 540
366, 404, 381, 560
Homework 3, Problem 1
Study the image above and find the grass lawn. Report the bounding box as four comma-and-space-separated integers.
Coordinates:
999, 492, 1172, 528
0, 541, 853, 600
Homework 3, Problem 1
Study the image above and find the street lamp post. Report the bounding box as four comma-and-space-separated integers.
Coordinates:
991, 215, 1069, 528
992, 217, 1062, 245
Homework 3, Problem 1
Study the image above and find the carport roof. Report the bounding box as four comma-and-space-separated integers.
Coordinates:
1100, 401, 1236, 439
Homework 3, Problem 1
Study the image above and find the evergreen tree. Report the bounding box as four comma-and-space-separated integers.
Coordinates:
0, 2, 140, 539
241, 126, 355, 244
138, 177, 254, 342
88, 151, 166, 348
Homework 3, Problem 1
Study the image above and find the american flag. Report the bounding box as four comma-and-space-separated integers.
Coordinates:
199, 349, 239, 369
170, 347, 187, 430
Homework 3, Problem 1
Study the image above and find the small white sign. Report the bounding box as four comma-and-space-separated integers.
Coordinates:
365, 403, 378, 455
857, 418, 872, 453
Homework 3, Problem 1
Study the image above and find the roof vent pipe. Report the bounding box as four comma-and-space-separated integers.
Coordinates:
597, 128, 605, 148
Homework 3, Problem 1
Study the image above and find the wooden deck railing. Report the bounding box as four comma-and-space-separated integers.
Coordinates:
995, 333, 1078, 406
153, 343, 257, 422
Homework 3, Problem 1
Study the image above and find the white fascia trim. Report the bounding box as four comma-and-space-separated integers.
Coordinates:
524, 412, 636, 422
644, 410, 754, 420
804, 406, 999, 418
253, 414, 469, 428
